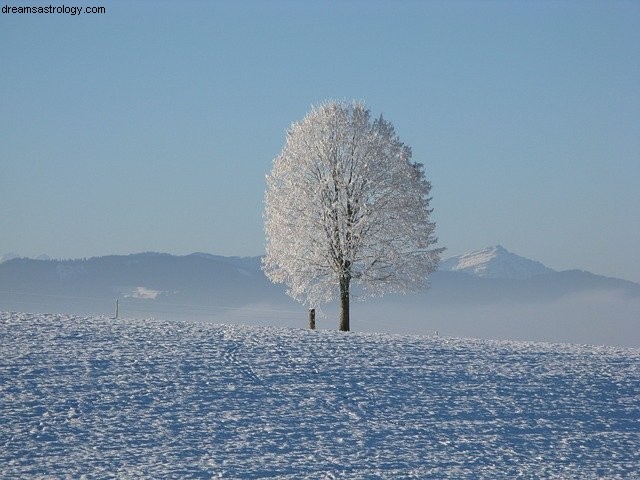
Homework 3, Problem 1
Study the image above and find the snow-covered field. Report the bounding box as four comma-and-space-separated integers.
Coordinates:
1, 312, 639, 479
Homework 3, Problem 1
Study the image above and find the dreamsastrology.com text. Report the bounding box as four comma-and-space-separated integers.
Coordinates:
2, 4, 105, 15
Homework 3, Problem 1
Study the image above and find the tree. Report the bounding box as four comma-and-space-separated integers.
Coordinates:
263, 101, 444, 331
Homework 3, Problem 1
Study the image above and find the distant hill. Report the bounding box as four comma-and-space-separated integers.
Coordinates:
439, 245, 554, 279
0, 252, 287, 320
1, 252, 51, 263
0, 252, 19, 263
1, 248, 638, 346
433, 245, 639, 303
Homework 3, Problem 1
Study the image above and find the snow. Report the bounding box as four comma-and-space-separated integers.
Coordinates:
1, 312, 639, 478
439, 245, 554, 279
124, 287, 162, 300
263, 101, 442, 311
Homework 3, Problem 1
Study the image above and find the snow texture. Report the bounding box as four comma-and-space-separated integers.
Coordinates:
439, 245, 554, 280
1, 312, 638, 479
263, 101, 443, 308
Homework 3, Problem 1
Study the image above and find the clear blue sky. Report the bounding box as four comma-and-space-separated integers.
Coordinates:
1, 0, 639, 283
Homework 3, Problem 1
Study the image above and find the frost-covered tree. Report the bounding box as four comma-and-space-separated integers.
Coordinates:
263, 101, 444, 331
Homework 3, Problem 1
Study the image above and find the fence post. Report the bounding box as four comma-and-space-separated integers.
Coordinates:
308, 308, 316, 330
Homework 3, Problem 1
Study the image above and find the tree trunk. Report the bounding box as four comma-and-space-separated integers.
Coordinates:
339, 275, 350, 332
308, 308, 316, 330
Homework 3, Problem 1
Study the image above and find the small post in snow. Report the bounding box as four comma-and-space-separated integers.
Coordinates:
308, 308, 316, 330
113, 299, 119, 319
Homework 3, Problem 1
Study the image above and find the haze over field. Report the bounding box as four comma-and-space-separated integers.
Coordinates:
2, 246, 638, 346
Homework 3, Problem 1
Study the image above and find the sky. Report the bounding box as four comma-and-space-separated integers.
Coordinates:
1, 0, 639, 283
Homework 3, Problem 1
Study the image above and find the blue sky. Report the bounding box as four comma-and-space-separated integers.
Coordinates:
1, 0, 639, 283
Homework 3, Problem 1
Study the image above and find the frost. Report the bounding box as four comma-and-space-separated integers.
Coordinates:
263, 101, 444, 330
1, 312, 638, 478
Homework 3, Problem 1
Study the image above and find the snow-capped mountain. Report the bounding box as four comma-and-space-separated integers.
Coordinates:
1, 249, 639, 346
439, 245, 554, 279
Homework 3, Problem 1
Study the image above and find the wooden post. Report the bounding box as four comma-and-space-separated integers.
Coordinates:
114, 299, 119, 319
308, 308, 316, 330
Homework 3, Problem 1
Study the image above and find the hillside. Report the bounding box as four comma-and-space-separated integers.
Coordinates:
439, 245, 554, 279
1, 312, 638, 478
1, 248, 639, 346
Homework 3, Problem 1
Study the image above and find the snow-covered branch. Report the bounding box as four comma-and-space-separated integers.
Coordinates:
263, 101, 444, 329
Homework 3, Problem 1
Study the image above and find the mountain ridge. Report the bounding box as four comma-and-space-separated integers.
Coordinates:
1, 247, 638, 346
439, 245, 555, 279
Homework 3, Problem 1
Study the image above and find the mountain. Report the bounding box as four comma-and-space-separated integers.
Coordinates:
439, 245, 554, 279
1, 248, 638, 346
0, 252, 19, 263
1, 252, 50, 263
0, 252, 284, 313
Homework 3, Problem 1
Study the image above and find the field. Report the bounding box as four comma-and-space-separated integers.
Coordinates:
1, 312, 639, 478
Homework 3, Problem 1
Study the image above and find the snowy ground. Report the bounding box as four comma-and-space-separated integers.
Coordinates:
1, 312, 639, 479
